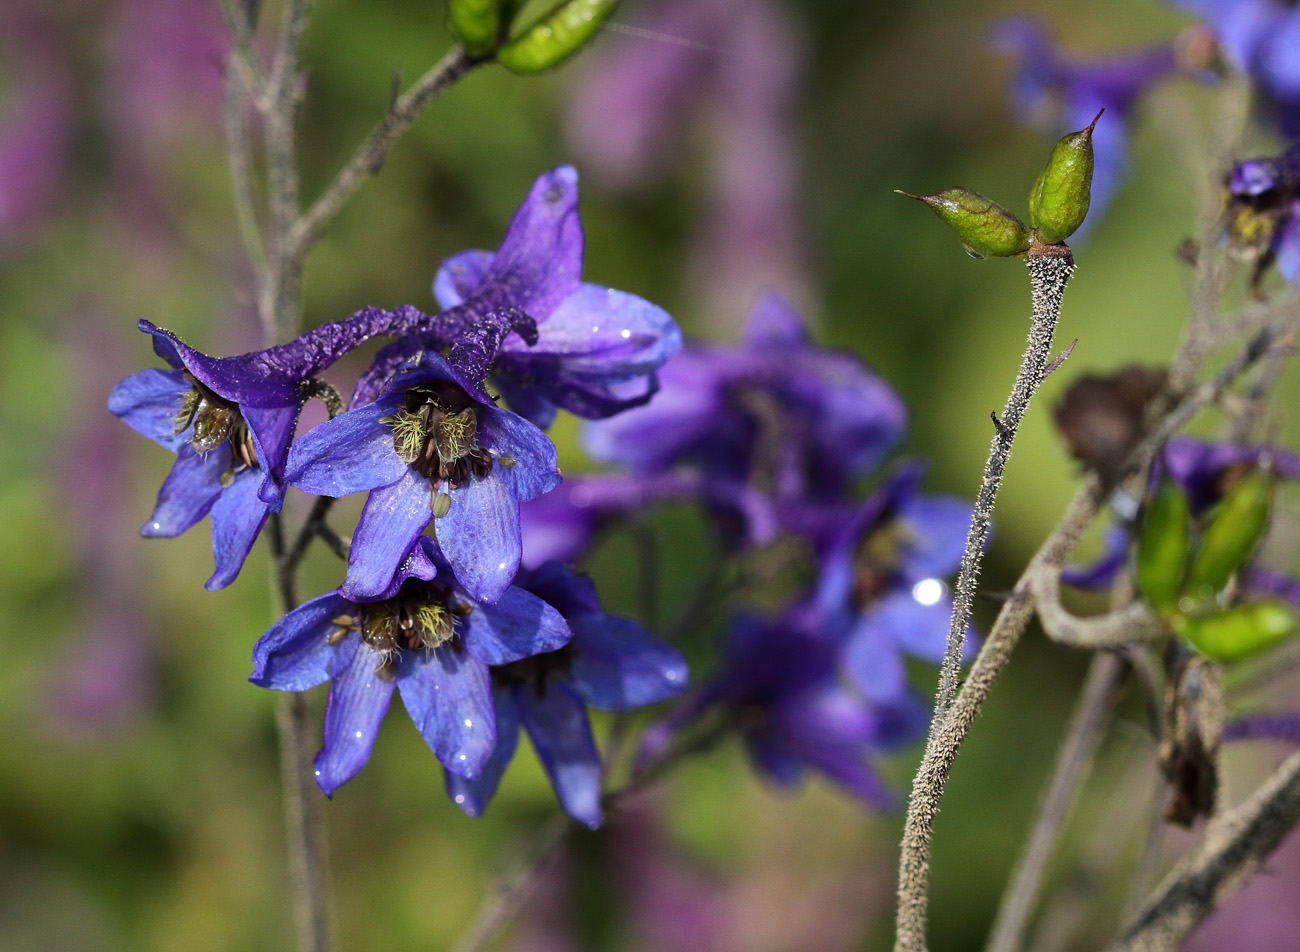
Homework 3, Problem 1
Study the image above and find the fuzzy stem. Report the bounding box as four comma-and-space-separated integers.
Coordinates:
934, 246, 1074, 720
984, 652, 1126, 952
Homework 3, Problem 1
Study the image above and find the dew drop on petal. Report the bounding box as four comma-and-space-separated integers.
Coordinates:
354, 730, 363, 739
912, 578, 945, 606
463, 718, 473, 728
620, 329, 631, 339
454, 794, 465, 805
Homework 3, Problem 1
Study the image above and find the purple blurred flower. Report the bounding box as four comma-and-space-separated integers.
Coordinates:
992, 16, 1182, 237
646, 612, 925, 807
1172, 0, 1300, 134
1223, 142, 1300, 280
445, 562, 688, 827
288, 352, 560, 603
812, 462, 974, 703
426, 169, 681, 428
0, 8, 72, 253
250, 539, 571, 795
584, 293, 907, 538
566, 0, 810, 324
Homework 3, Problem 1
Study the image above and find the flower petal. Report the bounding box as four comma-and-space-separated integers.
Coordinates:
286, 396, 407, 497
518, 681, 603, 828
743, 291, 810, 349
843, 614, 907, 704
460, 587, 571, 665
444, 684, 520, 818
206, 467, 271, 591
437, 471, 522, 604
313, 637, 396, 796
477, 405, 562, 502
433, 249, 494, 309
397, 647, 496, 779
251, 591, 352, 690
108, 368, 189, 451
566, 614, 688, 710
900, 494, 973, 581
243, 403, 300, 502
483, 166, 584, 319
141, 444, 225, 538
342, 469, 435, 600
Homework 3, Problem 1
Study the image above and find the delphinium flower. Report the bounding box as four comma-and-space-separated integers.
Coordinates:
811, 462, 974, 704
583, 292, 907, 546
1221, 142, 1300, 284
249, 539, 571, 794
353, 165, 681, 426
1171, 0, 1300, 135
643, 610, 926, 807
287, 351, 561, 603
991, 16, 1183, 237
444, 562, 688, 827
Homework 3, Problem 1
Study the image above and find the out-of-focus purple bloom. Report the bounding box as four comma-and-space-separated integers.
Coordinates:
566, 0, 810, 324
1223, 143, 1300, 281
1172, 0, 1300, 134
812, 462, 974, 703
250, 539, 571, 795
0, 8, 72, 254
1064, 438, 1300, 604
426, 167, 681, 428
1224, 710, 1300, 743
288, 352, 561, 603
992, 16, 1182, 237
647, 612, 927, 806
444, 562, 687, 827
584, 293, 906, 534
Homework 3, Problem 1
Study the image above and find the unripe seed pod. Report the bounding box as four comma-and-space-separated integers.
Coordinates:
1136, 475, 1192, 615
896, 187, 1030, 259
1186, 466, 1275, 599
1174, 600, 1300, 662
448, 0, 501, 57
1027, 109, 1103, 245
497, 0, 619, 74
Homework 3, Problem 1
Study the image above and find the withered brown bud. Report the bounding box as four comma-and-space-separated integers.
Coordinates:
1053, 366, 1167, 481
1158, 655, 1224, 828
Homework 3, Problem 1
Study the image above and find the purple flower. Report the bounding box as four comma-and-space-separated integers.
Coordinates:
1223, 143, 1300, 281
250, 539, 571, 795
583, 293, 907, 525
426, 168, 681, 429
287, 351, 561, 603
810, 462, 974, 704
992, 17, 1182, 237
647, 612, 925, 807
445, 562, 688, 827
1172, 0, 1300, 134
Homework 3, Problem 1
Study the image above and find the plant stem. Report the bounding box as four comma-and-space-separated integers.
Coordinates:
934, 246, 1075, 721
985, 652, 1126, 952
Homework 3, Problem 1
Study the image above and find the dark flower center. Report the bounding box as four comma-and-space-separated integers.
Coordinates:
173, 373, 258, 485
492, 644, 577, 696
384, 380, 496, 511
328, 579, 473, 678
852, 518, 911, 606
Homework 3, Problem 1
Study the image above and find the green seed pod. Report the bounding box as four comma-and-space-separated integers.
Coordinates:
895, 187, 1030, 259
1027, 109, 1103, 245
1136, 476, 1192, 615
448, 0, 502, 57
1174, 600, 1300, 662
1186, 467, 1275, 599
497, 0, 620, 74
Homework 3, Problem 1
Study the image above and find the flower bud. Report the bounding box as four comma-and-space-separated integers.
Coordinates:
1027, 109, 1102, 245
1136, 475, 1191, 615
496, 0, 619, 74
896, 187, 1030, 259
1174, 600, 1300, 662
448, 0, 502, 57
1186, 466, 1274, 599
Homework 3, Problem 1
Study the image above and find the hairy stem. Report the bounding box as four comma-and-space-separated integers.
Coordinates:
935, 247, 1075, 720
985, 652, 1126, 952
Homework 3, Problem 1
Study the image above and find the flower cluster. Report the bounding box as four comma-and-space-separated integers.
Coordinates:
526, 294, 973, 803
110, 167, 688, 821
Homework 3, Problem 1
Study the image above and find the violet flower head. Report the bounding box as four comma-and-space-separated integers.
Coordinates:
1224, 142, 1300, 281
426, 167, 681, 429
812, 462, 974, 704
583, 293, 907, 532
445, 562, 688, 828
288, 351, 561, 603
992, 16, 1182, 237
648, 612, 926, 807
250, 539, 571, 795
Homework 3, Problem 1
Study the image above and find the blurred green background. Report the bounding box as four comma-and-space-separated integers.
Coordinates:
3, 1, 1296, 950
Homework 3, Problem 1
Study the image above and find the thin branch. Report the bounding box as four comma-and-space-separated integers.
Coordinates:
1109, 750, 1300, 952
218, 0, 271, 111
985, 652, 1127, 952
276, 692, 334, 952
1032, 565, 1168, 649
934, 246, 1075, 721
288, 45, 479, 256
